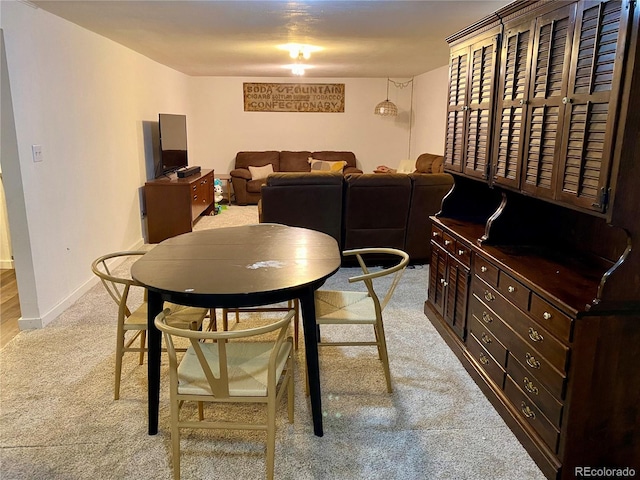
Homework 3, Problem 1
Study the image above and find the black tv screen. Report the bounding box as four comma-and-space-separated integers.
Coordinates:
158, 113, 188, 176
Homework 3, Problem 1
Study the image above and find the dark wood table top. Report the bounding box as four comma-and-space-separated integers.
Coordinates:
132, 223, 341, 306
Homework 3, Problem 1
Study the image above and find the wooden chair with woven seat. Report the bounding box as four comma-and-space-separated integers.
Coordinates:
155, 308, 295, 480
91, 251, 208, 400
314, 248, 409, 393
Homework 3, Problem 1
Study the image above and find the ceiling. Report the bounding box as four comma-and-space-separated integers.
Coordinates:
29, 0, 511, 78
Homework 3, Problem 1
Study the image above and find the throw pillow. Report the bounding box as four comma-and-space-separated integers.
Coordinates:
308, 158, 347, 173
248, 163, 274, 180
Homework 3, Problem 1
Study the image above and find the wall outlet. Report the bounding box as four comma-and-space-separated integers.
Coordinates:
32, 145, 43, 163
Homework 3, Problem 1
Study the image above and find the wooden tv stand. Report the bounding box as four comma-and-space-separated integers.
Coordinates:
144, 169, 214, 243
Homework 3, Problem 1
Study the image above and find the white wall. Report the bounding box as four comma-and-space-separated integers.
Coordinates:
1, 1, 191, 327
187, 77, 415, 174
1, 2, 449, 330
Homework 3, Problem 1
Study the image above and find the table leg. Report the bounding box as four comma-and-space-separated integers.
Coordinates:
299, 287, 324, 437
147, 291, 163, 435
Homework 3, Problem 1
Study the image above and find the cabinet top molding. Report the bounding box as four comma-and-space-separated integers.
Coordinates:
446, 0, 567, 45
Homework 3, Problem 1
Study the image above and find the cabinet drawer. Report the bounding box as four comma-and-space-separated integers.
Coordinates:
467, 332, 506, 389
431, 225, 444, 246
530, 294, 573, 343
498, 271, 530, 312
443, 232, 456, 254
504, 376, 560, 453
473, 254, 499, 287
507, 353, 563, 427
508, 335, 566, 400
468, 314, 507, 367
453, 241, 471, 268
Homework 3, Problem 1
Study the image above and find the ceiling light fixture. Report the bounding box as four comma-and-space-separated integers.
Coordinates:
374, 78, 413, 117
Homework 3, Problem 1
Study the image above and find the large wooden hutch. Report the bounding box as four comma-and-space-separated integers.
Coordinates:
424, 1, 640, 478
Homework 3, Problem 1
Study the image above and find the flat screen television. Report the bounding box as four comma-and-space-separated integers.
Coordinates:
157, 113, 188, 177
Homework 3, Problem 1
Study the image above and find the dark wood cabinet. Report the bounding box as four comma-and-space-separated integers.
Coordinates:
144, 169, 214, 244
427, 1, 640, 479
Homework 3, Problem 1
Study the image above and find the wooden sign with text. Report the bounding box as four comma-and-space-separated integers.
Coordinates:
243, 83, 345, 113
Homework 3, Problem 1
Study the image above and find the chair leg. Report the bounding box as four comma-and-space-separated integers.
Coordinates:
171, 397, 182, 480
266, 397, 277, 480
287, 358, 294, 423
374, 322, 393, 393
222, 308, 229, 331
114, 324, 126, 401
139, 330, 147, 365
198, 401, 204, 420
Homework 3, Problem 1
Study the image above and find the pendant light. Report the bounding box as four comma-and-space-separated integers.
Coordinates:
374, 79, 398, 116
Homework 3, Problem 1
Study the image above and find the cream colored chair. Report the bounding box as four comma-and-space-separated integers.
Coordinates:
155, 308, 295, 480
91, 251, 208, 400
314, 248, 410, 393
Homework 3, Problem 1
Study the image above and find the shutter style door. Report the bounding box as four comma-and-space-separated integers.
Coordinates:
521, 4, 577, 199
445, 47, 468, 173
493, 21, 534, 189
464, 35, 499, 180
556, 0, 630, 212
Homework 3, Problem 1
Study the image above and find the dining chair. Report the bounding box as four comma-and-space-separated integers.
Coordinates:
91, 251, 208, 400
155, 308, 295, 480
314, 247, 410, 392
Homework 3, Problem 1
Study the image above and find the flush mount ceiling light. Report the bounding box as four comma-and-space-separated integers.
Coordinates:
278, 43, 322, 60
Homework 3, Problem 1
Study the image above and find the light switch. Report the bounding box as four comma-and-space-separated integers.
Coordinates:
32, 145, 43, 163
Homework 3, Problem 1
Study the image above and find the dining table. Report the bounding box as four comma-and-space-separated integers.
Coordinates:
131, 223, 341, 437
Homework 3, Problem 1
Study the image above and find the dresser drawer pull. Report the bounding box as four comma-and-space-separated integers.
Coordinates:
444, 240, 452, 246
528, 327, 544, 343
481, 332, 492, 345
523, 377, 539, 395
508, 285, 516, 293
479, 353, 489, 365
482, 311, 493, 324
484, 291, 495, 302
521, 402, 536, 419
458, 249, 465, 256
440, 278, 448, 287
432, 231, 439, 237
481, 266, 488, 273
543, 311, 552, 320
526, 353, 541, 369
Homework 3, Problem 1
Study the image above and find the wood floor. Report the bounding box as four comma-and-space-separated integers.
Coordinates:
1, 269, 21, 348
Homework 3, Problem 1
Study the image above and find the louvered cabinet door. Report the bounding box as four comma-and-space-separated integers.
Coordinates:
521, 3, 578, 200
445, 47, 469, 173
493, 20, 535, 189
464, 35, 499, 180
444, 258, 470, 340
555, 0, 631, 213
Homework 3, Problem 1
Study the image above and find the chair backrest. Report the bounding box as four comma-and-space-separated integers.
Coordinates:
155, 309, 295, 398
91, 251, 147, 316
344, 248, 410, 312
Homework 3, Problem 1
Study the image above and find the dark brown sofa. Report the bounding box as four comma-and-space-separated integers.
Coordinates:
259, 166, 454, 264
230, 151, 362, 205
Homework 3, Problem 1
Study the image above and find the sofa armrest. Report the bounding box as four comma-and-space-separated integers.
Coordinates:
230, 168, 251, 180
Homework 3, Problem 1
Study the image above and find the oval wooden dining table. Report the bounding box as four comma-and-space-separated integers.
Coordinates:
131, 223, 341, 437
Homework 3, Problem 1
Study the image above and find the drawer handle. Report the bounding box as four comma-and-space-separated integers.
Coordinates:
481, 332, 492, 344
526, 352, 541, 369
479, 353, 489, 365
444, 240, 452, 246
482, 311, 493, 324
484, 291, 495, 302
543, 311, 552, 320
528, 327, 544, 342
481, 266, 488, 273
521, 402, 536, 419
523, 377, 539, 395
458, 249, 465, 256
508, 285, 516, 293
432, 231, 439, 237
440, 278, 448, 287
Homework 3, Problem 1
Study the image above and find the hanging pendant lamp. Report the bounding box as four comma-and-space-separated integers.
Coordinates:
374, 79, 398, 116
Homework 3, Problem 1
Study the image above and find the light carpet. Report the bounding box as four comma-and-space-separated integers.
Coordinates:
0, 205, 545, 479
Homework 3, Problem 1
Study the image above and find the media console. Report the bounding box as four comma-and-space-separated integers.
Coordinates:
144, 169, 214, 243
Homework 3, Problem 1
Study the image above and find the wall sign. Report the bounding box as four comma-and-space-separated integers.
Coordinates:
243, 83, 345, 113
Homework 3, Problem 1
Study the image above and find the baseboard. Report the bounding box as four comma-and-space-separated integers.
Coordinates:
0, 259, 14, 269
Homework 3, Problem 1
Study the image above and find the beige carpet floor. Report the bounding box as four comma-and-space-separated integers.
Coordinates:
0, 206, 545, 479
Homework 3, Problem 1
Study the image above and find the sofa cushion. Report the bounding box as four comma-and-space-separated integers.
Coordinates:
248, 163, 274, 180
308, 158, 347, 173
311, 151, 357, 169
236, 151, 280, 171
280, 151, 312, 172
